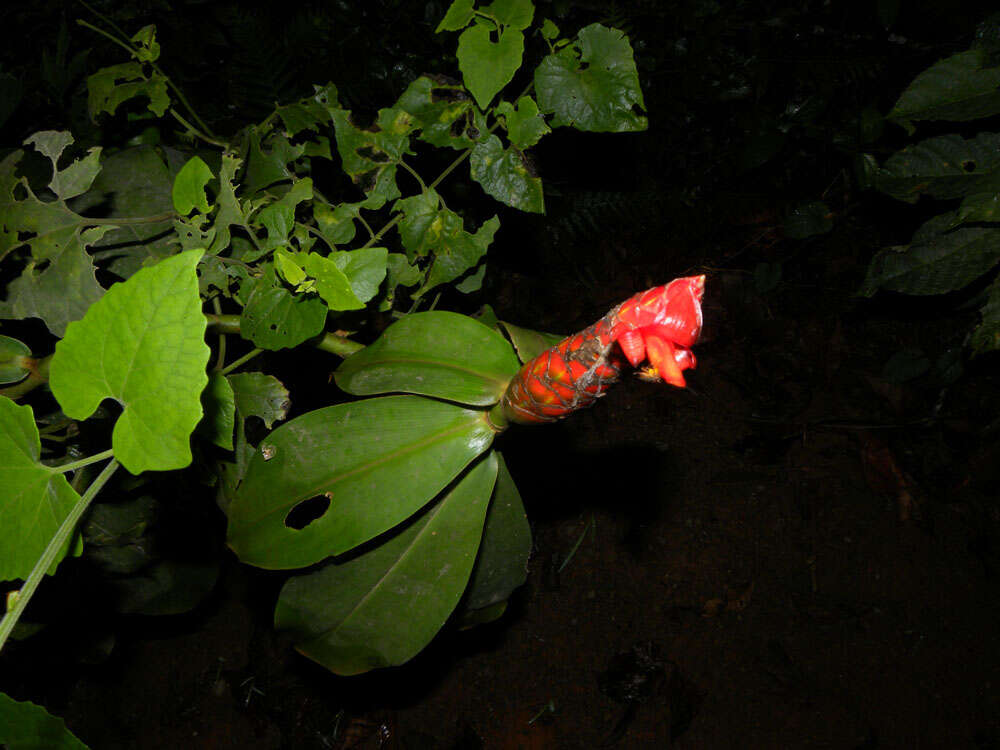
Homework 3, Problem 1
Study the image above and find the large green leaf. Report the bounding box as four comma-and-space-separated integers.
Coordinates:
876, 133, 1000, 202
274, 451, 498, 675
888, 49, 1000, 134
461, 451, 531, 611
239, 267, 328, 350
534, 23, 647, 132
0, 399, 81, 581
334, 311, 520, 405
227, 395, 496, 569
859, 213, 1000, 296
49, 250, 209, 474
469, 134, 544, 213
0, 693, 89, 750
457, 23, 524, 110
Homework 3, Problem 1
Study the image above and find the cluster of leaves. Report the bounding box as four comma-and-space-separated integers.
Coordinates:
859, 30, 1000, 355
0, 1, 647, 744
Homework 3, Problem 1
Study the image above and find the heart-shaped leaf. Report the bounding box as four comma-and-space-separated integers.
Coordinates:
49, 249, 210, 474
227, 395, 496, 569
334, 311, 520, 405
274, 450, 498, 675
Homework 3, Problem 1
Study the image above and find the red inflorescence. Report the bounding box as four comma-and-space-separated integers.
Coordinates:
501, 275, 705, 425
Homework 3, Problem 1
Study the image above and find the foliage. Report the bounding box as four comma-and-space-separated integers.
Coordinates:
0, 3, 647, 729
860, 31, 1000, 355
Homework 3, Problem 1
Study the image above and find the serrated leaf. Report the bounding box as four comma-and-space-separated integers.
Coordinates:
860, 213, 1000, 296
228, 372, 290, 429
437, 0, 475, 31
0, 399, 82, 581
535, 24, 647, 132
470, 134, 544, 213
274, 451, 497, 675
888, 49, 1000, 133
496, 96, 551, 148
971, 279, 1000, 354
172, 156, 213, 215
876, 133, 1000, 202
457, 24, 524, 109
1, 225, 110, 337
335, 311, 520, 404
393, 75, 477, 150
49, 250, 209, 474
227, 395, 496, 568
0, 693, 89, 750
23, 131, 102, 201
0, 334, 31, 384
87, 61, 170, 119
239, 267, 328, 350
461, 451, 530, 611
197, 372, 235, 450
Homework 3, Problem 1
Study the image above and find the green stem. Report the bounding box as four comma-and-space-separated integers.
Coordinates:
398, 159, 427, 192
211, 298, 226, 370
51, 448, 115, 474
170, 109, 228, 148
219, 348, 263, 376
204, 314, 363, 358
76, 18, 134, 56
0, 458, 120, 653
205, 313, 242, 336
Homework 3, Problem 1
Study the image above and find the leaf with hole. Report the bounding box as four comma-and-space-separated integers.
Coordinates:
227, 395, 496, 569
274, 450, 498, 675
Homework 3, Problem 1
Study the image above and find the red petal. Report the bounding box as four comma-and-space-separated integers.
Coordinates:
644, 334, 686, 387
616, 328, 646, 366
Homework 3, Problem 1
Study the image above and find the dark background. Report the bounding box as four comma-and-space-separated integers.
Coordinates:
2, 1, 1000, 747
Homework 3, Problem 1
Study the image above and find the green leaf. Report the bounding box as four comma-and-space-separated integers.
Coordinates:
958, 190, 1000, 223
335, 311, 521, 404
87, 62, 170, 119
274, 82, 340, 136
23, 131, 102, 201
540, 18, 559, 40
971, 278, 1000, 355
274, 451, 498, 676
888, 49, 1000, 134
298, 251, 364, 310
72, 145, 177, 279
418, 215, 499, 298
1, 226, 110, 337
314, 201, 361, 247
130, 25, 160, 63
784, 201, 834, 239
330, 108, 409, 201
49, 250, 210, 474
227, 395, 496, 568
197, 372, 235, 450
329, 246, 388, 303
256, 177, 313, 252
396, 189, 444, 258
228, 372, 290, 429
393, 75, 477, 150
498, 320, 563, 363
485, 0, 534, 30
437, 0, 475, 31
274, 248, 308, 286
860, 213, 1000, 296
470, 134, 545, 213
876, 133, 1000, 202
0, 334, 31, 384
461, 451, 530, 611
496, 96, 551, 148
0, 693, 89, 750
172, 156, 213, 215
239, 268, 328, 350
457, 24, 525, 109
0, 399, 81, 581
244, 129, 305, 196
535, 24, 647, 132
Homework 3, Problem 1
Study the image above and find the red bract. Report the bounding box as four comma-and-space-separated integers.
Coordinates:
501, 276, 705, 425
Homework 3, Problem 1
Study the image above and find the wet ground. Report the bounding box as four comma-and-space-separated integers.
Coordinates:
7, 209, 998, 749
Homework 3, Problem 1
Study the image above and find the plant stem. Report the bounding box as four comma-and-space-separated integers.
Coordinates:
219, 348, 263, 376
0, 458, 119, 653
51, 448, 115, 474
170, 109, 228, 149
212, 298, 227, 370
204, 314, 364, 358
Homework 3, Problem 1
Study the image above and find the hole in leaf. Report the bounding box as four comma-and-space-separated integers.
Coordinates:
962, 160, 976, 172
269, 323, 277, 331
489, 29, 499, 43
34, 259, 51, 274
356, 146, 389, 163
357, 169, 378, 192
579, 61, 590, 70
285, 493, 331, 529
431, 85, 467, 103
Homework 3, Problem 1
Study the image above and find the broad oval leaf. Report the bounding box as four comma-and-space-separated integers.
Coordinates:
0, 334, 31, 384
461, 451, 531, 612
457, 24, 524, 110
227, 395, 496, 569
274, 451, 498, 675
334, 311, 521, 405
876, 133, 1000, 202
49, 249, 210, 474
0, 399, 82, 581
